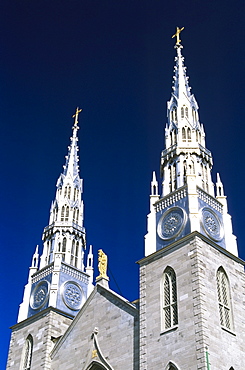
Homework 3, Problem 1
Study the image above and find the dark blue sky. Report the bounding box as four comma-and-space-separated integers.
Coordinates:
1, 0, 245, 367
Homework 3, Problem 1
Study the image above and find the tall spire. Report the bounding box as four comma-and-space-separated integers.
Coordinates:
145, 28, 238, 257
18, 108, 93, 322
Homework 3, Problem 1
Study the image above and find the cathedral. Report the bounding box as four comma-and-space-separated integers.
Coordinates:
6, 29, 245, 369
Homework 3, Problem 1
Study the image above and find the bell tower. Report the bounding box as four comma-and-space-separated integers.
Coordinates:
145, 28, 237, 257
140, 28, 244, 370
17, 108, 94, 322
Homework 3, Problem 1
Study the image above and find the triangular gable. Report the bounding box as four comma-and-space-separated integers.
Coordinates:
50, 282, 139, 369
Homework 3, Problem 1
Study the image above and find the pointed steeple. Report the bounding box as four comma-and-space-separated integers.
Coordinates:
145, 28, 238, 257
63, 107, 82, 178
162, 31, 212, 197
18, 108, 94, 322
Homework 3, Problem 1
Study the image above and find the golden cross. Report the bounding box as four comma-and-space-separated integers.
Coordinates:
72, 107, 82, 126
172, 27, 184, 45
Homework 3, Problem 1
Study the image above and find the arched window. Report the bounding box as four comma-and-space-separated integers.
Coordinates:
76, 209, 79, 223
182, 127, 186, 142
62, 238, 66, 261
192, 107, 196, 122
73, 188, 78, 201
71, 240, 75, 266
169, 165, 172, 193
161, 267, 178, 331
196, 130, 199, 142
185, 107, 188, 118
173, 163, 177, 191
187, 127, 191, 142
75, 242, 79, 268
181, 107, 184, 118
61, 206, 65, 221
183, 160, 187, 184
166, 363, 179, 370
171, 106, 177, 122
21, 335, 33, 370
171, 129, 177, 145
205, 166, 209, 193
67, 186, 71, 199
65, 206, 69, 222
64, 186, 68, 198
217, 267, 232, 330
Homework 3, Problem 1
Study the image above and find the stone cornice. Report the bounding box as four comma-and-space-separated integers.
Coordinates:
10, 306, 73, 331
138, 231, 245, 266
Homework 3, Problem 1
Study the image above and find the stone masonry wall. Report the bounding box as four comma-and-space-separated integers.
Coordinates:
6, 309, 72, 370
139, 234, 245, 370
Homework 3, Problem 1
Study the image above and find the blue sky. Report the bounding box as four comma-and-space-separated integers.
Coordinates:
1, 0, 245, 367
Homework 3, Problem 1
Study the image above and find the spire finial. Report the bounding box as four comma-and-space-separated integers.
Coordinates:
172, 26, 184, 45
72, 107, 82, 128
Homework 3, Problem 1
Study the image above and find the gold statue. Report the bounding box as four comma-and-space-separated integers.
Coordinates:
97, 249, 108, 279
72, 107, 82, 126
172, 27, 184, 45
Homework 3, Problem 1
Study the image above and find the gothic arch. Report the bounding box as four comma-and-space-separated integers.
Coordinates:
20, 334, 33, 370
161, 266, 178, 331
216, 267, 233, 330
86, 361, 108, 370
165, 361, 179, 370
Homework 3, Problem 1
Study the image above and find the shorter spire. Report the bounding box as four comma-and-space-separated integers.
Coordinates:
31, 245, 39, 268
151, 171, 159, 196
216, 173, 224, 197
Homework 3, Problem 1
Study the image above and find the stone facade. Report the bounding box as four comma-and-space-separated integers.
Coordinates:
7, 308, 72, 369
51, 282, 139, 369
138, 232, 245, 369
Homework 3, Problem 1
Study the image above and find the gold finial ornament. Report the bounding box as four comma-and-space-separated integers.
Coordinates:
97, 249, 108, 279
172, 26, 184, 45
72, 107, 82, 126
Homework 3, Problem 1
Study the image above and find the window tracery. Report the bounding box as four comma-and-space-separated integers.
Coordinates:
161, 267, 178, 331
217, 267, 233, 330
21, 335, 33, 370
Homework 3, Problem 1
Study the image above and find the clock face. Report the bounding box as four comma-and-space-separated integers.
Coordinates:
201, 207, 224, 241
30, 280, 49, 310
61, 281, 83, 311
157, 207, 186, 240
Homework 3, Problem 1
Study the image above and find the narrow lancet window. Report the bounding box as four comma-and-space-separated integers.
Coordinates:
67, 186, 71, 199
181, 107, 184, 118
185, 107, 188, 118
62, 238, 66, 261
75, 242, 79, 268
182, 127, 186, 142
217, 267, 233, 330
187, 127, 191, 142
21, 335, 33, 370
65, 206, 69, 222
61, 206, 65, 221
161, 267, 178, 331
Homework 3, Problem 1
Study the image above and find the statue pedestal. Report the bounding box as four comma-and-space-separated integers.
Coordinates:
96, 276, 109, 289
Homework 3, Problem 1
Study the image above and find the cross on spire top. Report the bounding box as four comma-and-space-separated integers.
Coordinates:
72, 107, 82, 127
172, 26, 184, 45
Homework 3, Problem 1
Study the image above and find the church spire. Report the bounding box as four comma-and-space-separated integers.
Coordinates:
63, 107, 82, 178
145, 28, 238, 257
18, 108, 93, 322
162, 30, 211, 197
